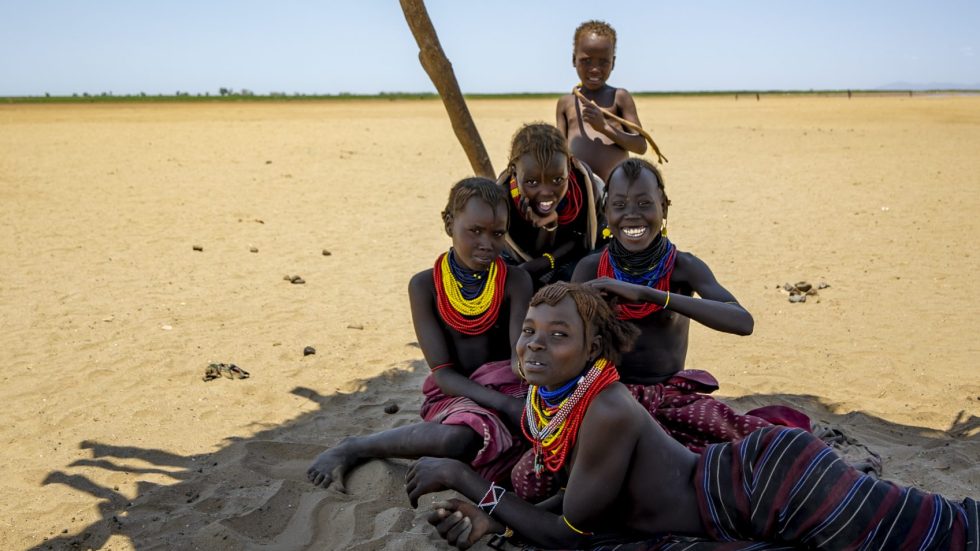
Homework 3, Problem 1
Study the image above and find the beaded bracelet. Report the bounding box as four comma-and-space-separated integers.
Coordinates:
663, 291, 670, 310
542, 253, 556, 270
478, 483, 506, 516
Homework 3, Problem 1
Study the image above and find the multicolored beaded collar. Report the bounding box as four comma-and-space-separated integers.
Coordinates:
509, 163, 583, 226
433, 250, 507, 335
522, 358, 619, 474
598, 236, 677, 320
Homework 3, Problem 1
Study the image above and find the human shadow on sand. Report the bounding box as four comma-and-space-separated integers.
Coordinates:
33, 360, 978, 550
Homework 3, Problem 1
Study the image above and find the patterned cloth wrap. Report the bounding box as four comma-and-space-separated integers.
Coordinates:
584, 428, 978, 551
692, 427, 978, 550
511, 369, 812, 502
420, 359, 528, 484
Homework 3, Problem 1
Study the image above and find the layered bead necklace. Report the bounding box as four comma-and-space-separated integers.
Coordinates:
521, 358, 620, 475
598, 235, 677, 320
509, 163, 583, 226
433, 250, 507, 335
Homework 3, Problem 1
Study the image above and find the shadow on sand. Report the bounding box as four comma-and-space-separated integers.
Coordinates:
32, 361, 978, 550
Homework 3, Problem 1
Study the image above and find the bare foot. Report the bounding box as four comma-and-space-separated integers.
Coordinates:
307, 439, 360, 492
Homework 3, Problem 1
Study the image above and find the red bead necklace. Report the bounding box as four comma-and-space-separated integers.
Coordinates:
433, 253, 507, 335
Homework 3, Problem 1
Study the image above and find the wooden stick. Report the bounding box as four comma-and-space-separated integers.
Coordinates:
573, 86, 668, 164
400, 0, 495, 178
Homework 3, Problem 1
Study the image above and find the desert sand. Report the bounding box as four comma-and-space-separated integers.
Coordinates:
1, 95, 977, 550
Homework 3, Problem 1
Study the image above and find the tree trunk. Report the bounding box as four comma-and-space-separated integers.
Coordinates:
399, 0, 495, 178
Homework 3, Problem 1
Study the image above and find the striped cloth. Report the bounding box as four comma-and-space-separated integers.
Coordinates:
696, 426, 978, 550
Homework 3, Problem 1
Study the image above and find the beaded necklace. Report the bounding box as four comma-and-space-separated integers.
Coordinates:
509, 163, 583, 226
598, 236, 677, 320
433, 250, 507, 336
521, 358, 619, 474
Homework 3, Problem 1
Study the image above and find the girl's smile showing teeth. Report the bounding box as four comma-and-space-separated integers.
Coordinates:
536, 200, 555, 213
622, 226, 648, 239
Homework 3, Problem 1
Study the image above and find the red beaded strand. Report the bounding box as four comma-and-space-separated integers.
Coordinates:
433, 254, 507, 335
521, 363, 620, 473
597, 248, 676, 320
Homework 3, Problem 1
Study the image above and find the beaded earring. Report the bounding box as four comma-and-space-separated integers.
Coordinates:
602, 227, 612, 239
660, 219, 668, 237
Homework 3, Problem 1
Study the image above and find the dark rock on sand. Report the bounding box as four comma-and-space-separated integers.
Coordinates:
290, 276, 305, 284
192, 245, 203, 251
322, 249, 332, 256
384, 401, 399, 414
303, 346, 316, 356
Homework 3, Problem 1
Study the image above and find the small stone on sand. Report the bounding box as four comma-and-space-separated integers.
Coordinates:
249, 246, 258, 253
788, 294, 806, 303
161, 324, 173, 330
192, 245, 203, 251
794, 281, 813, 292
303, 346, 316, 356
322, 249, 332, 256
290, 276, 305, 284
283, 275, 292, 281
347, 324, 364, 330
384, 401, 399, 414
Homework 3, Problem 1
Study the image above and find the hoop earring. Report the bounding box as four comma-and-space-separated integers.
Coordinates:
516, 361, 527, 381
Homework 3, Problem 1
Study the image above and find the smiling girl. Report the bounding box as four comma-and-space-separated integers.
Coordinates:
497, 123, 605, 289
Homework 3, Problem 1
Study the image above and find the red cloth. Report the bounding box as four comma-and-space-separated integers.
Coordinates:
420, 360, 528, 483
511, 369, 811, 502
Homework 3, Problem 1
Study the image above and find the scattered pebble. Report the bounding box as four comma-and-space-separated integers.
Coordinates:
303, 346, 316, 356
161, 324, 173, 331
347, 324, 364, 330
249, 246, 259, 253
779, 280, 828, 303
203, 362, 250, 381
102, 316, 114, 322
384, 401, 400, 414
254, 219, 265, 224
283, 274, 292, 281
290, 275, 305, 284
322, 249, 332, 256
265, 160, 272, 165
192, 245, 203, 251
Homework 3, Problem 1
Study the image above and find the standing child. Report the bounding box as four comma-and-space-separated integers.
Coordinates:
498, 123, 604, 289
557, 20, 648, 183
307, 177, 532, 489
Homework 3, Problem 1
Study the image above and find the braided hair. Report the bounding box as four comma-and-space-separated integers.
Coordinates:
531, 282, 639, 365
508, 123, 569, 174
606, 157, 671, 214
441, 177, 509, 236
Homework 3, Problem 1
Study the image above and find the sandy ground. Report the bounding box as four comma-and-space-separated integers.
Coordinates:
1, 95, 977, 550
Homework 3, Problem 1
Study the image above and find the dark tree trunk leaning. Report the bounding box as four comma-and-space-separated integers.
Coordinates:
399, 0, 495, 178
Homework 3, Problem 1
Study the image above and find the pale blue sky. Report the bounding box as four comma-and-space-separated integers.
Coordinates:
3, 1, 978, 96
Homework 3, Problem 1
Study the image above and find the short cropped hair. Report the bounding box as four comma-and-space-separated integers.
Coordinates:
607, 157, 671, 209
441, 176, 509, 236
530, 282, 639, 365
508, 123, 569, 172
574, 20, 617, 53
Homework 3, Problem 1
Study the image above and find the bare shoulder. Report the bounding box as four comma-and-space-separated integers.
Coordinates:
408, 268, 435, 298
505, 265, 533, 295
557, 93, 576, 108
614, 87, 638, 104
674, 250, 711, 277
572, 252, 602, 282
583, 384, 643, 431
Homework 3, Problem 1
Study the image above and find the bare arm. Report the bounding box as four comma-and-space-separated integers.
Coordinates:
556, 95, 571, 138
585, 253, 754, 335
408, 272, 524, 421
407, 388, 639, 549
